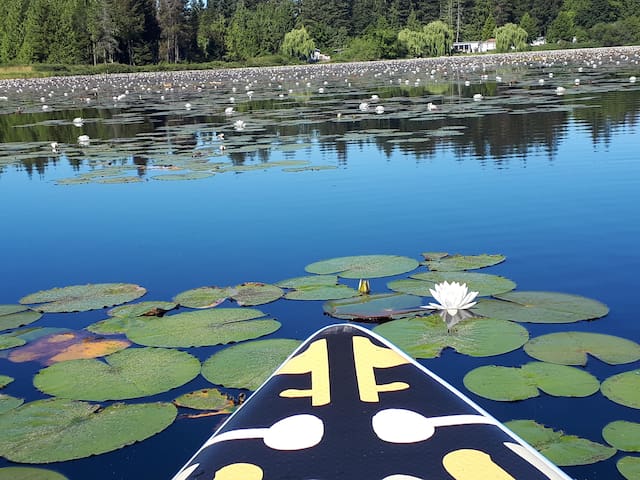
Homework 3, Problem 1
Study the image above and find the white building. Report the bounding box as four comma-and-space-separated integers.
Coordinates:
453, 39, 497, 53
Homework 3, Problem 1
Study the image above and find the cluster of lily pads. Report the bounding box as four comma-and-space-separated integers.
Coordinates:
0, 252, 639, 479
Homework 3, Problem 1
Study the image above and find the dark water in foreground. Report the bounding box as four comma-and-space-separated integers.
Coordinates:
1, 49, 639, 479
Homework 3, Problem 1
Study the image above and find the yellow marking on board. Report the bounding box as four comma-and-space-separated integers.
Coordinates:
353, 336, 410, 402
443, 449, 515, 480
278, 339, 330, 406
213, 462, 263, 480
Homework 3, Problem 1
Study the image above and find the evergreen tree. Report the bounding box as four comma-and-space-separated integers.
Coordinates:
87, 0, 119, 64
299, 0, 350, 49
0, 0, 28, 63
197, 8, 228, 60
18, 0, 55, 63
519, 12, 538, 39
547, 10, 575, 41
481, 14, 496, 39
157, 0, 188, 63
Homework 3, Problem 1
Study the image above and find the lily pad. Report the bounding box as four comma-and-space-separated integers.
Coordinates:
0, 307, 42, 332
202, 338, 301, 391
34, 347, 200, 401
389, 271, 516, 297
173, 286, 229, 308
524, 332, 640, 365
602, 421, 640, 451
0, 333, 26, 350
618, 456, 640, 480
229, 282, 284, 306
125, 308, 280, 347
8, 331, 131, 365
0, 393, 24, 414
276, 275, 339, 288
324, 293, 424, 321
285, 284, 359, 300
174, 388, 235, 412
0, 375, 13, 388
107, 301, 177, 318
373, 314, 529, 358
473, 291, 609, 323
601, 369, 640, 409
305, 254, 419, 278
463, 362, 599, 401
422, 253, 505, 271
0, 398, 176, 463
86, 316, 148, 335
20, 283, 147, 313
0, 467, 69, 480
504, 419, 616, 466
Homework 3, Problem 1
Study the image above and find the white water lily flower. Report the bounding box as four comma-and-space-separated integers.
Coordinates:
422, 281, 478, 316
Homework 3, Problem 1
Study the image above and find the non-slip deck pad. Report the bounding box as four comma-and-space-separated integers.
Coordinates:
173, 323, 572, 480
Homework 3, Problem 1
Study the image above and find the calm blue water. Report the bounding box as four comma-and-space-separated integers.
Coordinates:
1, 52, 639, 479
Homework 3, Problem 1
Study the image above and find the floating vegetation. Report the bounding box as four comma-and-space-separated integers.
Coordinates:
524, 332, 640, 365
173, 388, 236, 413
230, 282, 284, 306
125, 308, 280, 347
173, 286, 229, 308
202, 338, 301, 391
463, 362, 599, 401
306, 254, 419, 278
373, 314, 529, 358
602, 421, 640, 452
422, 253, 506, 271
20, 283, 146, 313
388, 272, 516, 297
107, 301, 177, 318
34, 347, 200, 401
0, 467, 70, 480
0, 375, 13, 388
0, 399, 177, 463
0, 394, 23, 414
617, 456, 640, 479
8, 331, 131, 365
0, 305, 42, 332
324, 293, 424, 321
601, 369, 640, 409
474, 292, 609, 323
504, 420, 616, 466
0, 333, 26, 350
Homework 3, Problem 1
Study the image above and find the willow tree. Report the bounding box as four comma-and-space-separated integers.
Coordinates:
423, 20, 454, 56
495, 23, 528, 51
280, 25, 315, 60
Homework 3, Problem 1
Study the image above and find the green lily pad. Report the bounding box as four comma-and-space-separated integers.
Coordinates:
0, 398, 176, 463
373, 315, 529, 358
0, 375, 13, 388
285, 284, 359, 300
601, 369, 640, 409
107, 301, 177, 318
125, 308, 280, 347
0, 467, 69, 480
602, 421, 640, 451
174, 388, 236, 411
422, 253, 505, 271
0, 307, 42, 332
20, 283, 147, 313
173, 286, 229, 308
473, 291, 609, 323
400, 271, 516, 297
202, 338, 301, 391
0, 333, 26, 350
504, 419, 616, 466
0, 393, 24, 414
524, 332, 640, 365
276, 275, 340, 288
305, 254, 419, 278
463, 362, 599, 401
229, 282, 284, 306
34, 347, 200, 401
618, 456, 640, 479
86, 316, 148, 335
324, 293, 424, 321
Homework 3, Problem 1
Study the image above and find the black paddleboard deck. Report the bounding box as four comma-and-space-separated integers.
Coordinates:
173, 323, 573, 479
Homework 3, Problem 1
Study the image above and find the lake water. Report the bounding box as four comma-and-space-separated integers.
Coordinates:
1, 48, 639, 479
